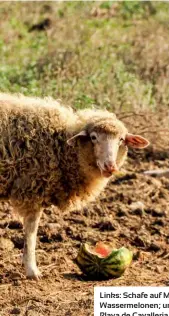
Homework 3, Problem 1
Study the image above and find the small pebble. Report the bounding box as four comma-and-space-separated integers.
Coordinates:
155, 266, 162, 274
130, 201, 145, 216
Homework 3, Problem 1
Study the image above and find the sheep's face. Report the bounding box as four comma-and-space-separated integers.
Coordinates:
90, 130, 126, 177
67, 119, 149, 178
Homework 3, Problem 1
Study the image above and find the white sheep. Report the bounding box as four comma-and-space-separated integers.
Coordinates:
0, 93, 149, 279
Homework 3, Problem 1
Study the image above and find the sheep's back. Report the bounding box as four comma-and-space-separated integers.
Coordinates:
0, 100, 65, 203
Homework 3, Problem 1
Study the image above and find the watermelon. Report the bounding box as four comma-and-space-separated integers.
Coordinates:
75, 242, 133, 279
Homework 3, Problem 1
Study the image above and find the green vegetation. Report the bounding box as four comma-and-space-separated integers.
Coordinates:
0, 1, 169, 111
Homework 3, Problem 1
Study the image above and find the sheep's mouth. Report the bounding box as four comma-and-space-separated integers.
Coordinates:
102, 170, 115, 178
97, 163, 115, 178
96, 161, 117, 178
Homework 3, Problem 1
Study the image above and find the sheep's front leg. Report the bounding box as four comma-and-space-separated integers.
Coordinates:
23, 211, 42, 280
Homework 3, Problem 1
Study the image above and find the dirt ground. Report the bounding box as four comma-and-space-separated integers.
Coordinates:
0, 110, 169, 316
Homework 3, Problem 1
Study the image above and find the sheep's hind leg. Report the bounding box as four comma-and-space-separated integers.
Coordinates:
23, 210, 42, 280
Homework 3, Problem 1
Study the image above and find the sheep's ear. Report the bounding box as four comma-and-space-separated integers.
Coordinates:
67, 130, 87, 146
125, 133, 150, 149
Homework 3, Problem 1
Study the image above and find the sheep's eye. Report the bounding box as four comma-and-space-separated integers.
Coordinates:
91, 134, 97, 142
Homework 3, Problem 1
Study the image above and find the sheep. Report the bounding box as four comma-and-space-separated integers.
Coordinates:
0, 93, 149, 279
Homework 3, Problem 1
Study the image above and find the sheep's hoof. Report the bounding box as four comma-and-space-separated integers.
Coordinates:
26, 268, 42, 280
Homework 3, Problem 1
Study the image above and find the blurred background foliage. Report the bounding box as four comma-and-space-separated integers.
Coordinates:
0, 1, 169, 111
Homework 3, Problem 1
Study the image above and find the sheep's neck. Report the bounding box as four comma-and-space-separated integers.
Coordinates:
52, 141, 109, 210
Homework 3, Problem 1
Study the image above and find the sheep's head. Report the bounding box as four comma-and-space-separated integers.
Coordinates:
67, 118, 149, 178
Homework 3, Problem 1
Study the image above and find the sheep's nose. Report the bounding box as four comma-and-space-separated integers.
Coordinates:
104, 161, 118, 173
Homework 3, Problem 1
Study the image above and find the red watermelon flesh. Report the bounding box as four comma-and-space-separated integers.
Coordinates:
94, 243, 112, 258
